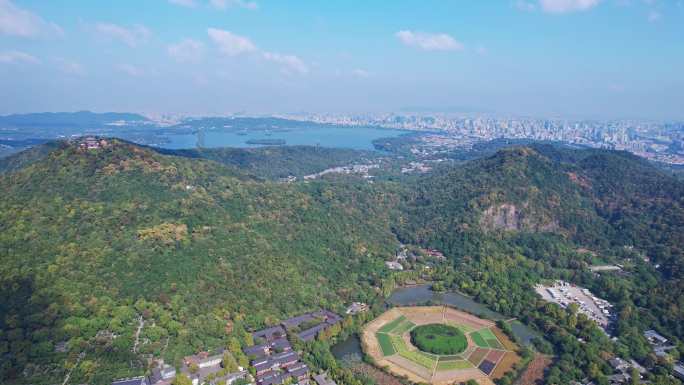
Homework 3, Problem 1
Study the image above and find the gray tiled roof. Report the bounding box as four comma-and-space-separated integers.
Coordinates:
253, 351, 299, 372
112, 377, 148, 385
253, 326, 287, 342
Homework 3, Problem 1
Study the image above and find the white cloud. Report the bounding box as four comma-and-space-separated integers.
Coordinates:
55, 58, 85, 76
647, 9, 661, 22
95, 23, 151, 47
539, 0, 601, 13
207, 28, 257, 56
168, 38, 204, 63
262, 52, 308, 75
0, 0, 63, 38
207, 28, 308, 76
0, 50, 39, 64
210, 0, 257, 10
117, 64, 145, 77
396, 30, 464, 51
168, 0, 196, 7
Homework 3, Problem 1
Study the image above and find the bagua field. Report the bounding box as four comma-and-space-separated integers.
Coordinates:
362, 306, 520, 385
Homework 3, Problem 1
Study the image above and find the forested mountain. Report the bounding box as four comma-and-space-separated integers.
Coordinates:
395, 145, 683, 334
0, 140, 62, 174
1, 140, 682, 385
1, 143, 381, 180
392, 145, 684, 383
0, 140, 399, 384
157, 146, 381, 179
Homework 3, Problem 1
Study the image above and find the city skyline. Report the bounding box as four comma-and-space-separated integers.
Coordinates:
1, 0, 683, 120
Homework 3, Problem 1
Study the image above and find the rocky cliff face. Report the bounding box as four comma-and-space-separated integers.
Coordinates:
479, 202, 560, 233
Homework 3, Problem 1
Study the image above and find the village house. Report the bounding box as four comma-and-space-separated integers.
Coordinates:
313, 373, 337, 385
179, 349, 249, 385
112, 377, 149, 385
345, 302, 368, 315
609, 357, 630, 372
607, 373, 629, 385
246, 325, 310, 385
253, 326, 287, 343
281, 310, 342, 342
606, 356, 647, 384
244, 311, 341, 385
148, 363, 177, 385
286, 363, 310, 384
426, 248, 446, 261
385, 261, 403, 271
212, 371, 249, 385
396, 247, 409, 261
243, 310, 344, 385
244, 337, 291, 358
253, 351, 300, 376
643, 329, 678, 359
673, 363, 684, 381
79, 136, 109, 150
644, 330, 668, 346
184, 351, 224, 370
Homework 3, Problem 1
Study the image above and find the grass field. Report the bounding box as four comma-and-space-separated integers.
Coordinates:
477, 328, 496, 340
379, 316, 407, 334
436, 360, 473, 371
390, 334, 438, 369
393, 319, 416, 334
470, 331, 489, 348
438, 355, 465, 361
475, 328, 504, 349
486, 339, 503, 349
377, 333, 396, 356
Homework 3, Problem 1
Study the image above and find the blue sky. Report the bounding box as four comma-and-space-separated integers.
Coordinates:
0, 0, 682, 119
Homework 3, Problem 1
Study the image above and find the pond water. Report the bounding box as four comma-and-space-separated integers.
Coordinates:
388, 284, 506, 321
331, 334, 363, 362
160, 125, 409, 151
508, 320, 539, 346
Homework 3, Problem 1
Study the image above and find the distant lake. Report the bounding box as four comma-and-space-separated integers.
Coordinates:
160, 125, 409, 150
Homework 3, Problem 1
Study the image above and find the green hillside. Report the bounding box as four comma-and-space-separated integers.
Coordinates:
158, 145, 381, 179
0, 140, 399, 384
1, 140, 683, 385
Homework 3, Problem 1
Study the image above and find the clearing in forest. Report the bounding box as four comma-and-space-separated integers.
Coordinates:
362, 306, 521, 385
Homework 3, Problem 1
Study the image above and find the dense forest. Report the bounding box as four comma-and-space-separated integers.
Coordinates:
155, 145, 382, 180
1, 139, 682, 385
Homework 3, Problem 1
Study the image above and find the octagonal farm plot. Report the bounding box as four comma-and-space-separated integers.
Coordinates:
362, 306, 520, 385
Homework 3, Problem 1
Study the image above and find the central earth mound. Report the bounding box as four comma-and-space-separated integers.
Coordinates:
411, 324, 467, 355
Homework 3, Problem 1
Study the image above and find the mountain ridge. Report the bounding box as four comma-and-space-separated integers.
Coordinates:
1, 140, 683, 384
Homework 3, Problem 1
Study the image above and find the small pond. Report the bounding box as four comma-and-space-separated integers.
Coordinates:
331, 334, 363, 362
